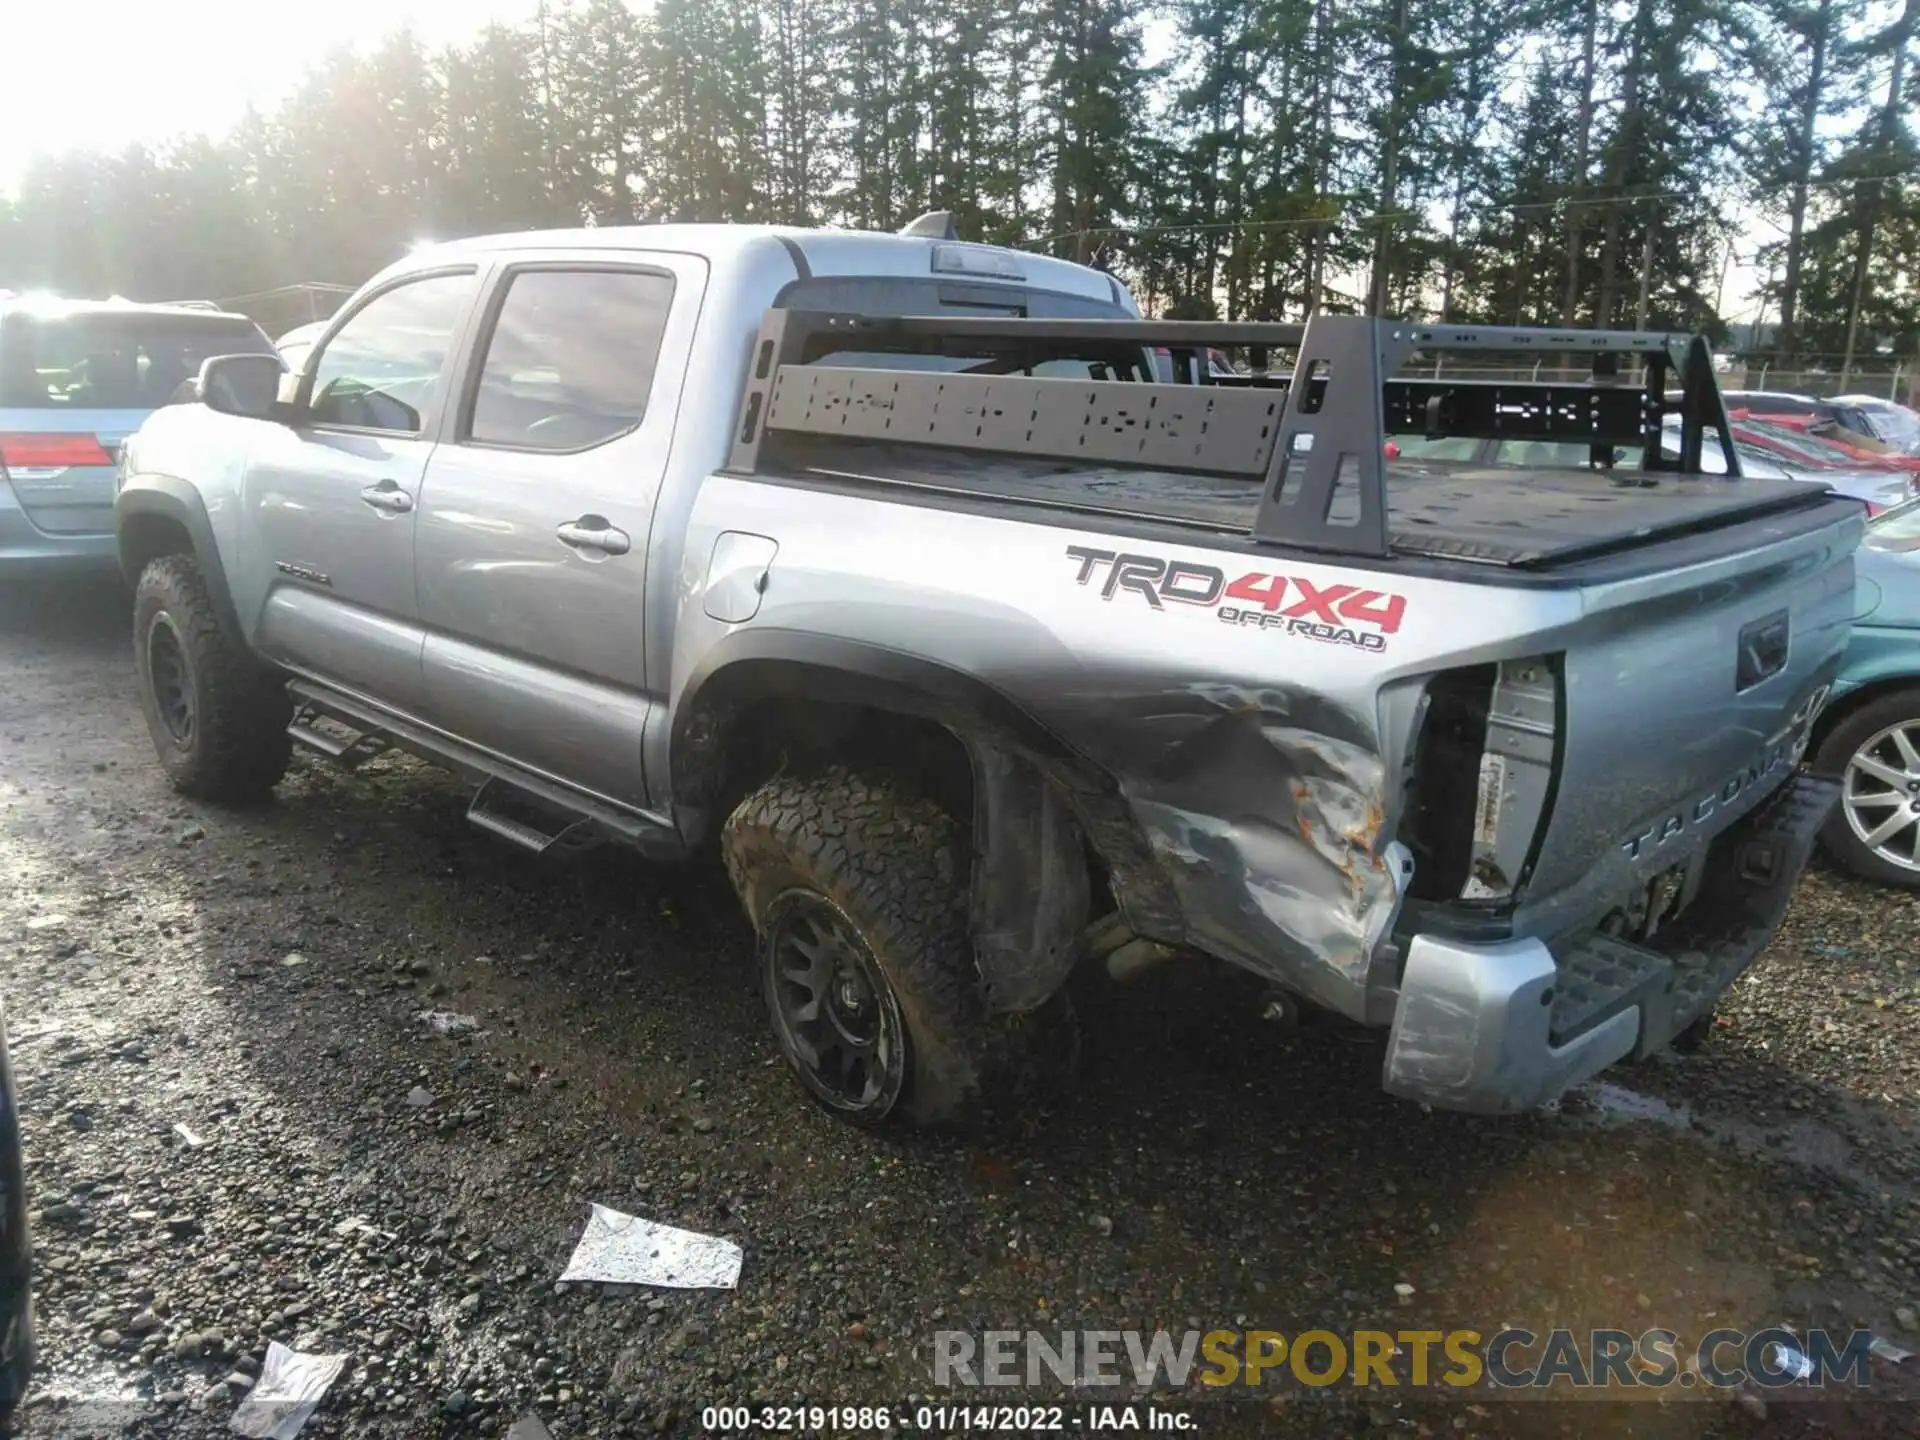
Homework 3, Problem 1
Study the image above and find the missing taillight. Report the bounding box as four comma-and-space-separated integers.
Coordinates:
1401, 655, 1563, 906
1401, 665, 1496, 901
0, 433, 114, 468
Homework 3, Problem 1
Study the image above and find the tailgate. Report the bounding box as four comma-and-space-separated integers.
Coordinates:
1521, 499, 1861, 928
0, 410, 142, 534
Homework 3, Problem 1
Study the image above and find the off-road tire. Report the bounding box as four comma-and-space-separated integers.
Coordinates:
722, 766, 1077, 1128
1812, 689, 1920, 888
133, 555, 292, 802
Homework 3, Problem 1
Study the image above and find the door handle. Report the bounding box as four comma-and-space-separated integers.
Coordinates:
360, 483, 414, 514
556, 517, 631, 556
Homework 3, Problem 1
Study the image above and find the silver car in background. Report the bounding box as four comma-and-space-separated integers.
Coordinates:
0, 297, 276, 577
1390, 420, 1911, 513
273, 320, 328, 372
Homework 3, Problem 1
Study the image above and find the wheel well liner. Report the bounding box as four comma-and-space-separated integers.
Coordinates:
672, 629, 1184, 942
115, 480, 245, 647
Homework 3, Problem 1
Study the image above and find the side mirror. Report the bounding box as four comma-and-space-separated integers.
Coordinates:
198, 354, 287, 420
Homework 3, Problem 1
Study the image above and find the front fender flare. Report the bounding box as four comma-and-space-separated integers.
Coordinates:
114, 478, 245, 647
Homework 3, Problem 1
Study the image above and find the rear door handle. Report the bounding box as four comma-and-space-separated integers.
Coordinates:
360, 483, 414, 514
556, 517, 631, 556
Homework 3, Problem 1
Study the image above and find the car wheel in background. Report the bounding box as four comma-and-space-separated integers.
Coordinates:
1813, 689, 1920, 887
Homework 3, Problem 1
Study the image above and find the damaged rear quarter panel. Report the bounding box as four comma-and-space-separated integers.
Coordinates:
670, 476, 1587, 1020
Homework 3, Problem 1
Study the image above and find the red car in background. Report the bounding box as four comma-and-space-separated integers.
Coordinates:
1730, 411, 1920, 477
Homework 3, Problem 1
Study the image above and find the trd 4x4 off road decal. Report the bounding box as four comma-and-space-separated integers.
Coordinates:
1065, 545, 1406, 653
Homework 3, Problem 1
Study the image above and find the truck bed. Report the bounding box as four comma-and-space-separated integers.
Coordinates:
769, 434, 1837, 568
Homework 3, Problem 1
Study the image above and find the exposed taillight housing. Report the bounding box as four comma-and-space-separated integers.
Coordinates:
0, 433, 114, 469
1400, 655, 1563, 906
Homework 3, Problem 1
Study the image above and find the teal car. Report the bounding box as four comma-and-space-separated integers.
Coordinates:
1812, 498, 1920, 885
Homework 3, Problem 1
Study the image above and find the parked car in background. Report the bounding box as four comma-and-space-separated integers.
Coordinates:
274, 320, 328, 372
1829, 394, 1920, 455
1722, 388, 1920, 456
1728, 413, 1920, 503
1811, 498, 1920, 887
1, 296, 276, 577
1750, 409, 1920, 471
1387, 418, 1913, 514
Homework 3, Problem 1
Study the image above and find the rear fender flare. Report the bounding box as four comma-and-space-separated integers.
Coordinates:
670, 631, 1185, 953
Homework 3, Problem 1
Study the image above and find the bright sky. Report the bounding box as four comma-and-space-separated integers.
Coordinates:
2, 2, 1788, 316
0, 0, 538, 192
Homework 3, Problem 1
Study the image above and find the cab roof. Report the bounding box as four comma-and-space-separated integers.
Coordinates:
403, 224, 1127, 307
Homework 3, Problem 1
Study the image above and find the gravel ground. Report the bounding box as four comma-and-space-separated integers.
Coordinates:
1, 574, 1917, 1440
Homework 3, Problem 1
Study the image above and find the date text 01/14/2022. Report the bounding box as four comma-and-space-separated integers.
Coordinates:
699, 1404, 1197, 1432
1065, 545, 1408, 654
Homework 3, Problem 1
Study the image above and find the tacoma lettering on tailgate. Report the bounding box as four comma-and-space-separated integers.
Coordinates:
1617, 687, 1828, 860
1065, 546, 1407, 654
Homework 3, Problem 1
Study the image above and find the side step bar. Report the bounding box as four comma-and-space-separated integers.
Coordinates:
288, 702, 393, 770
466, 778, 591, 856
282, 678, 686, 861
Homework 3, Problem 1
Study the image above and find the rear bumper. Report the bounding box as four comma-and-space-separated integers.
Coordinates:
0, 494, 117, 574
1382, 770, 1837, 1114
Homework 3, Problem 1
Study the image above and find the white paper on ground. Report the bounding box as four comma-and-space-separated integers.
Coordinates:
229, 1341, 349, 1439
559, 1203, 742, 1289
416, 1010, 481, 1036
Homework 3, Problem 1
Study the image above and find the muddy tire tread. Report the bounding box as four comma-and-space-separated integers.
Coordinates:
134, 554, 291, 802
723, 766, 1053, 1127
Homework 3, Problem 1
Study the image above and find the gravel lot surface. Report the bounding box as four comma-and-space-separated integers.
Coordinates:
1, 575, 1917, 1440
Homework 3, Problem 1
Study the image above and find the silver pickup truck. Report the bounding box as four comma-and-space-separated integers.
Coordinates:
113, 222, 1860, 1129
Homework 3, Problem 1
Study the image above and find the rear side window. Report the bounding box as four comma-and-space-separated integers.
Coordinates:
465, 269, 676, 451
0, 312, 273, 409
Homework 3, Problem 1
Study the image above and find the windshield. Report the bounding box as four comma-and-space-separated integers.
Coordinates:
1864, 405, 1920, 451
0, 311, 273, 409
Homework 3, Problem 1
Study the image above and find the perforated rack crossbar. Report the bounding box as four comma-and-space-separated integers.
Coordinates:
725, 311, 1735, 558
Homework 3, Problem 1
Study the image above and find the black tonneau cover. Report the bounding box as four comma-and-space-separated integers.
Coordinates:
725, 310, 1825, 564
766, 436, 1831, 568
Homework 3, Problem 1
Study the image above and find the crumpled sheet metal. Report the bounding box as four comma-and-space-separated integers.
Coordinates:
1114, 684, 1406, 1018
230, 1341, 348, 1439
560, 1203, 742, 1290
